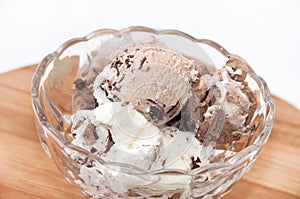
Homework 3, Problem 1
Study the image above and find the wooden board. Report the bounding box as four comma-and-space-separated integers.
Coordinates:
0, 65, 299, 199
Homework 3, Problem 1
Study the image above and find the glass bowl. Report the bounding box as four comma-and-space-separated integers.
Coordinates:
31, 26, 275, 199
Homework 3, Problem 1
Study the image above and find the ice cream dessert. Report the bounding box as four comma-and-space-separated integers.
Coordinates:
67, 34, 259, 196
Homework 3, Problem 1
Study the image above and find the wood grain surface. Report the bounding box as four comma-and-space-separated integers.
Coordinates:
0, 65, 299, 199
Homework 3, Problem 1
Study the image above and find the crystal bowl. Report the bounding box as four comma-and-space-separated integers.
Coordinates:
31, 26, 275, 199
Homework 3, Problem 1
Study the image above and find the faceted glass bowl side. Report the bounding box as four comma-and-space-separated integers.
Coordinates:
31, 26, 275, 199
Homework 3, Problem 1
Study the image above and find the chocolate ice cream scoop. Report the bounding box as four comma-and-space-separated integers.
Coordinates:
94, 47, 212, 126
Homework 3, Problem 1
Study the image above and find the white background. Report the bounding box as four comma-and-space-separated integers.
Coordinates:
0, 0, 299, 109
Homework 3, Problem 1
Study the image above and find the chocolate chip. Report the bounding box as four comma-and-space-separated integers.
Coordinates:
149, 105, 165, 122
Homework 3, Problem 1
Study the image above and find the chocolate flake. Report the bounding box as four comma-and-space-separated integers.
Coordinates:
103, 129, 115, 153
162, 159, 166, 167
190, 156, 201, 169
107, 129, 115, 143
83, 157, 94, 168
111, 59, 122, 76
94, 98, 99, 108
96, 169, 102, 175
90, 147, 97, 153
139, 57, 147, 69
125, 58, 131, 68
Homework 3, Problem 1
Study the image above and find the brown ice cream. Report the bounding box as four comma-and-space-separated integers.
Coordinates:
195, 56, 259, 147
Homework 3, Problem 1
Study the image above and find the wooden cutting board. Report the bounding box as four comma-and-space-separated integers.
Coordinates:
0, 65, 299, 199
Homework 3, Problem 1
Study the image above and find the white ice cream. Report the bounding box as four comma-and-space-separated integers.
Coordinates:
71, 101, 209, 171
